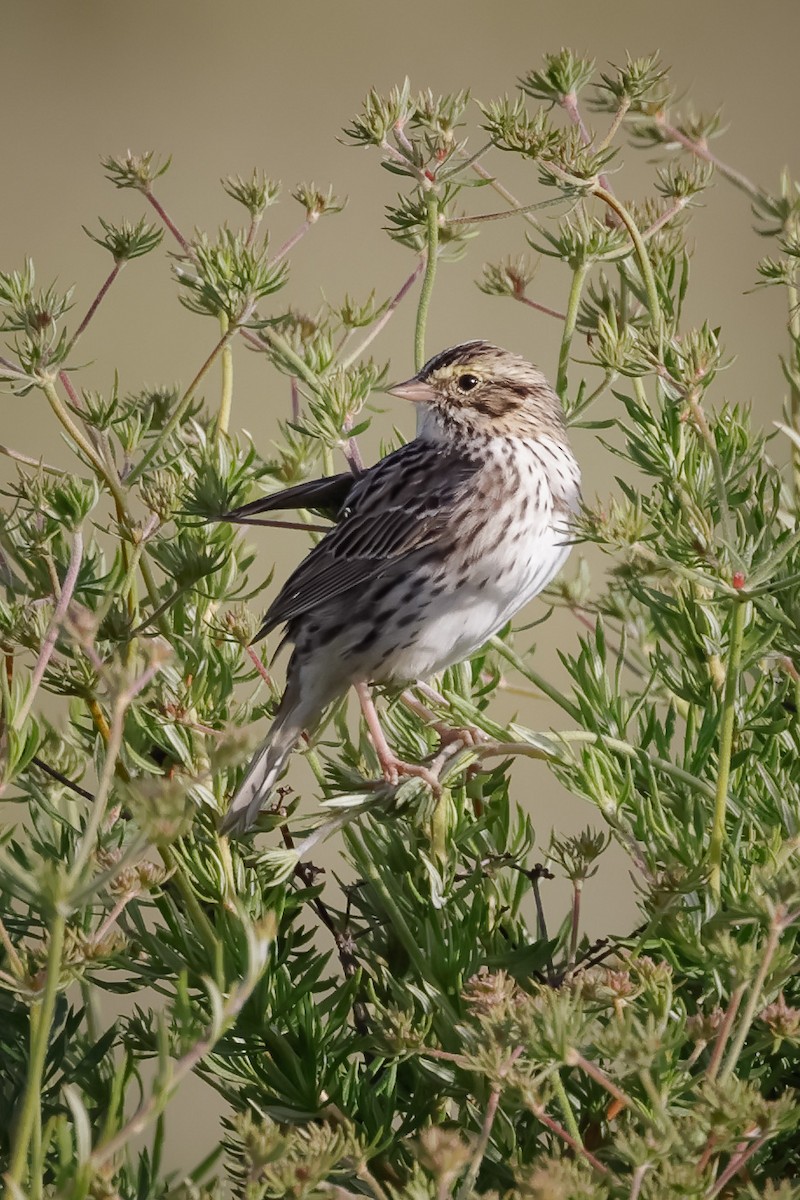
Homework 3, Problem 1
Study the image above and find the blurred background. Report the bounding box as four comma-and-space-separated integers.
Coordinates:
2, 0, 798, 1167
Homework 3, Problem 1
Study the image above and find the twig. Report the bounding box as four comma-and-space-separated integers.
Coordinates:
652, 115, 761, 201
560, 90, 614, 195
414, 191, 439, 372
719, 911, 788, 1081
0, 355, 30, 380
514, 291, 568, 322
143, 186, 190, 252
708, 599, 747, 897
6, 907, 67, 1185
556, 261, 590, 398
0, 443, 76, 477
592, 186, 660, 327
223, 515, 330, 532
67, 660, 164, 889
126, 315, 248, 485
270, 218, 312, 265
341, 259, 425, 369
470, 162, 544, 229
565, 1049, 630, 1111
445, 194, 568, 225
470, 730, 719, 804
705, 984, 746, 1081
706, 1133, 770, 1197
29, 757, 94, 802
12, 531, 83, 732
65, 261, 123, 355
245, 643, 274, 688
456, 1087, 500, 1200
629, 1163, 649, 1200
215, 312, 234, 440
525, 1096, 608, 1174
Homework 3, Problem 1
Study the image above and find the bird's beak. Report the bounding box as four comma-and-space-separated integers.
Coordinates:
386, 376, 437, 404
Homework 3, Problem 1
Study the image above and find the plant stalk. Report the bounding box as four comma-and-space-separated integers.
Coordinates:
414, 190, 439, 372
592, 186, 660, 327
708, 599, 747, 896
215, 312, 234, 440
556, 260, 590, 399
7, 909, 66, 1187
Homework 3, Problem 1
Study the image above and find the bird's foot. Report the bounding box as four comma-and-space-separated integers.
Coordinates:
431, 720, 489, 750
378, 753, 442, 794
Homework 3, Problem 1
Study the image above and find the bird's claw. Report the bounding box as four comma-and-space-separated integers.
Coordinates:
380, 756, 442, 794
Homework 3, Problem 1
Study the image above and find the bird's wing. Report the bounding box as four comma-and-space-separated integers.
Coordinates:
254, 441, 480, 639
217, 473, 356, 523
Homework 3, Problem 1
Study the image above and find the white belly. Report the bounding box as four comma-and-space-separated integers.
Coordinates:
392, 514, 573, 680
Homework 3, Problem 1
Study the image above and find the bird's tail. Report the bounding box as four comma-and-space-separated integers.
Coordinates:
220, 681, 311, 837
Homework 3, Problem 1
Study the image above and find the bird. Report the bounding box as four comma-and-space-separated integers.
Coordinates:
219, 340, 581, 835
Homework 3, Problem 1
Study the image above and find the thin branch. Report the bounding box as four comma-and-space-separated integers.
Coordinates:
445, 194, 567, 225
0, 443, 77, 477
67, 659, 165, 889
566, 1049, 631, 1110
270, 218, 312, 265
470, 731, 719, 803
592, 186, 660, 326
126, 316, 248, 485
341, 259, 425, 369
525, 1096, 608, 1175
12, 531, 83, 732
514, 291, 568, 322
598, 98, 631, 154
706, 984, 746, 1082
29, 757, 94, 802
470, 162, 543, 229
556, 261, 590, 398
706, 1133, 770, 1197
414, 190, 439, 372
245, 643, 274, 689
215, 312, 234, 440
708, 599, 747, 897
0, 354, 30, 380
65, 261, 123, 354
719, 912, 787, 1081
455, 1086, 500, 1200
223, 515, 331, 532
560, 90, 614, 195
652, 116, 761, 201
6, 908, 67, 1185
143, 187, 190, 252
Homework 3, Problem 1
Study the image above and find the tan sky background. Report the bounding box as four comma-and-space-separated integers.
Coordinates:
2, 0, 799, 1173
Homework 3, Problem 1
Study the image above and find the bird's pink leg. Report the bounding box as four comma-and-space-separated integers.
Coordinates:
354, 681, 441, 791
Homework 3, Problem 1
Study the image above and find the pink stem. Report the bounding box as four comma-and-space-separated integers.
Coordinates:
271, 219, 312, 265
342, 259, 425, 368
516, 292, 567, 321
561, 91, 614, 195
144, 189, 190, 252
68, 262, 123, 351
13, 531, 84, 731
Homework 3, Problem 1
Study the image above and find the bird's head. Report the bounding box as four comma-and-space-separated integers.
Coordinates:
387, 341, 565, 440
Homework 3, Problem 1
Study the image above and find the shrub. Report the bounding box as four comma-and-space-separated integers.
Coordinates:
2, 49, 800, 1199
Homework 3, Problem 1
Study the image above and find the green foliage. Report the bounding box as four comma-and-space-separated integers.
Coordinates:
2, 48, 800, 1200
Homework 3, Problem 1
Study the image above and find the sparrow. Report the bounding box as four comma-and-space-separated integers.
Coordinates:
219, 341, 580, 835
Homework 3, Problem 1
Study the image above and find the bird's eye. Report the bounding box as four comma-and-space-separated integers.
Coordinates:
457, 373, 480, 392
